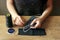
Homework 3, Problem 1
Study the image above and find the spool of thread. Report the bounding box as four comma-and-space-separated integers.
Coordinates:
8, 28, 15, 33
6, 14, 13, 28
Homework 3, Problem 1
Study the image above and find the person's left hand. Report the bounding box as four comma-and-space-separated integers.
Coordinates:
30, 17, 42, 28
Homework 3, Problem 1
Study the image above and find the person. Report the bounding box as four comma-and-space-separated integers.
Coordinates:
6, 0, 52, 28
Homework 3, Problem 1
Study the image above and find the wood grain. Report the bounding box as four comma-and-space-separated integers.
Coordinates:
0, 15, 60, 40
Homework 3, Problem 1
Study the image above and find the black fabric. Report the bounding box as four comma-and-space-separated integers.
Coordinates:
18, 28, 46, 36
24, 16, 36, 26
18, 16, 46, 35
23, 16, 36, 32
14, 0, 47, 16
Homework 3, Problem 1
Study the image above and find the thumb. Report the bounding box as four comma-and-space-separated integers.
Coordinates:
30, 19, 36, 26
19, 17, 24, 24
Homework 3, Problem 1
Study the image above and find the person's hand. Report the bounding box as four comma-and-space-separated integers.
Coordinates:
30, 17, 42, 28
12, 15, 25, 26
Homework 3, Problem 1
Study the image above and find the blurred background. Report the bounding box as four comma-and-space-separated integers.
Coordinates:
0, 0, 60, 16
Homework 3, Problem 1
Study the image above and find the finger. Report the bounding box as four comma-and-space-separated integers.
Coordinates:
18, 19, 23, 25
16, 17, 24, 25
15, 18, 23, 26
30, 19, 36, 26
18, 22, 23, 26
34, 21, 40, 28
15, 21, 23, 26
30, 26, 36, 29
19, 17, 25, 24
14, 17, 17, 24
19, 19, 24, 25
14, 19, 18, 25
31, 21, 40, 28
14, 19, 19, 25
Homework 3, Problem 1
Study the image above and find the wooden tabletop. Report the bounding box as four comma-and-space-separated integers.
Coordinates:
0, 15, 60, 40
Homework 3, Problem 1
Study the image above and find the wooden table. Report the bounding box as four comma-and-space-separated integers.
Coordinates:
0, 15, 60, 40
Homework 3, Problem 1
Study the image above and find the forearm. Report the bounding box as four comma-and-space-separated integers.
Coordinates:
39, 6, 52, 22
6, 0, 18, 16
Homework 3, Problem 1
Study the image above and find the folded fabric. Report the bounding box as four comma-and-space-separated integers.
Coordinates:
18, 28, 46, 36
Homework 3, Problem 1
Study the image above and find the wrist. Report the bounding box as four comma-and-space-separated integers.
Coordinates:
11, 13, 18, 16
38, 17, 44, 22
11, 13, 18, 19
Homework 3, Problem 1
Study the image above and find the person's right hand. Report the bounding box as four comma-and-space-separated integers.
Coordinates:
12, 15, 25, 26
